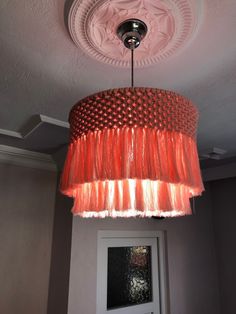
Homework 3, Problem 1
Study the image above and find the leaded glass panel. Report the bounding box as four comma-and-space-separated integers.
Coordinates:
107, 246, 153, 310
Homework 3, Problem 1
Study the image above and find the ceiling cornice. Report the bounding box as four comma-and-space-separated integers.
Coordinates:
0, 145, 57, 172
0, 115, 69, 140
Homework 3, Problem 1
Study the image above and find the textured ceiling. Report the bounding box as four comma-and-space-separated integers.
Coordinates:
0, 0, 236, 163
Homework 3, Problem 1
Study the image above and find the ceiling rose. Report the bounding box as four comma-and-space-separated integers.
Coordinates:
68, 0, 204, 67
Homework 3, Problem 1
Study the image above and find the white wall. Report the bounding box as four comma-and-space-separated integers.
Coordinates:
68, 185, 220, 314
0, 162, 57, 314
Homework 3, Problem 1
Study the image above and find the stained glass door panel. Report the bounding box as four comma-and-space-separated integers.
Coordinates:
97, 237, 160, 314
107, 246, 153, 309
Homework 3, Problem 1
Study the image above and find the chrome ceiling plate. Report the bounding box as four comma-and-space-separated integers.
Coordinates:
117, 19, 148, 49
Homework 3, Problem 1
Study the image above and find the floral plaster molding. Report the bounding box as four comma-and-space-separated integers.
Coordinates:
68, 0, 204, 67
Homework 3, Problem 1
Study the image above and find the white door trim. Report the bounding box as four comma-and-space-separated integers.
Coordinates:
96, 230, 168, 314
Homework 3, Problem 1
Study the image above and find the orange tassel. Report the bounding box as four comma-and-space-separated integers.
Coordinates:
60, 128, 203, 217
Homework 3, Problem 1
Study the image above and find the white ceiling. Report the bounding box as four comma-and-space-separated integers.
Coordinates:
1, 0, 236, 162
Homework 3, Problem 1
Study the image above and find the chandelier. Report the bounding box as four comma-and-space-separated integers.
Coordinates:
60, 19, 204, 217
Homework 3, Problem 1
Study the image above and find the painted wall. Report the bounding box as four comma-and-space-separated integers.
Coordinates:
211, 177, 236, 314
0, 163, 57, 314
47, 181, 73, 314
3, 158, 234, 314
68, 184, 220, 314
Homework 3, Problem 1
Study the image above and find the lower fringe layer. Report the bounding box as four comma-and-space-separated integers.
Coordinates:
72, 179, 194, 217
60, 128, 204, 217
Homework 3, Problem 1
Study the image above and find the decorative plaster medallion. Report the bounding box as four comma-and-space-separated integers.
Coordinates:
68, 0, 204, 67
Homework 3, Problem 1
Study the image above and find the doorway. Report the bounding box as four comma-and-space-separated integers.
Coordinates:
96, 231, 168, 314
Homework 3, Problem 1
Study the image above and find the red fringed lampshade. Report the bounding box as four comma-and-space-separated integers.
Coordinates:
60, 87, 204, 217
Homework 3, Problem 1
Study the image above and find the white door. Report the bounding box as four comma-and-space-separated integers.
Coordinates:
96, 231, 166, 314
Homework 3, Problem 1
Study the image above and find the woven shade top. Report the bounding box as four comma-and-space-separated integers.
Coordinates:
69, 88, 198, 142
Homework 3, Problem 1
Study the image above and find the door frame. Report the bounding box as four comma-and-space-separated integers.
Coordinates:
96, 230, 169, 314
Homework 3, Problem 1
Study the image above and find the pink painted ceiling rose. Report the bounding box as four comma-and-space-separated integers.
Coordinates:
68, 0, 203, 67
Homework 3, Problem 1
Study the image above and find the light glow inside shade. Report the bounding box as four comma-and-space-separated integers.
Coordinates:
60, 87, 204, 217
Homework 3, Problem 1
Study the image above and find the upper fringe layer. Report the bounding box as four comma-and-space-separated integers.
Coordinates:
60, 128, 204, 216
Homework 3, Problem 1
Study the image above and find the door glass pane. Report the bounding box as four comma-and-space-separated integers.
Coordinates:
107, 246, 153, 310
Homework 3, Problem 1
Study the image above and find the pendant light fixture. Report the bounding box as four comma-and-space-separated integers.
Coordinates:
60, 19, 204, 218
